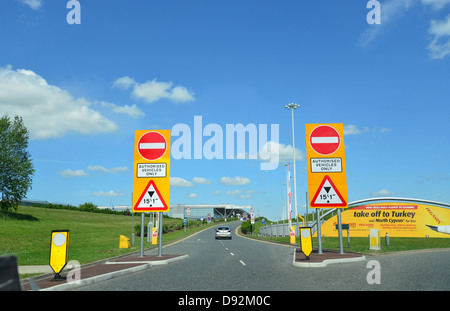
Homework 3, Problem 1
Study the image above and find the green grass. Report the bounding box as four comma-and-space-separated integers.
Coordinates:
0, 205, 216, 266
243, 220, 450, 253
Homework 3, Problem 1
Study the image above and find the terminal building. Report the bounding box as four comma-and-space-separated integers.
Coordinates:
168, 204, 252, 221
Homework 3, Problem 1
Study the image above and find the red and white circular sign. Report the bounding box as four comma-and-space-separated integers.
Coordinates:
309, 125, 341, 155
138, 131, 167, 161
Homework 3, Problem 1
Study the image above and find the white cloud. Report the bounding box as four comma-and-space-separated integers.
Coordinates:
240, 194, 251, 199
344, 125, 361, 135
170, 177, 194, 187
192, 177, 213, 184
370, 189, 397, 196
213, 190, 222, 195
18, 0, 43, 10
112, 76, 136, 90
226, 189, 243, 195
87, 165, 129, 174
258, 141, 303, 163
343, 125, 391, 135
60, 169, 88, 178
98, 101, 145, 119
427, 14, 450, 59
93, 190, 125, 197
113, 76, 195, 104
422, 0, 450, 9
187, 193, 198, 198
220, 176, 250, 186
0, 66, 117, 140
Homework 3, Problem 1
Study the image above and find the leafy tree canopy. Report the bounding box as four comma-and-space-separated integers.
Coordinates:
0, 115, 35, 213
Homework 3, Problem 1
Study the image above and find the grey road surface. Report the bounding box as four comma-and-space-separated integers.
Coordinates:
74, 221, 450, 291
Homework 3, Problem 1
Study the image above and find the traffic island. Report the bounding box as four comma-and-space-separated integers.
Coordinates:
21, 253, 188, 291
293, 248, 365, 268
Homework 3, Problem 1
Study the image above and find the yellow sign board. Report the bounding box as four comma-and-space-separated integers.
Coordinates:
49, 230, 69, 274
132, 130, 171, 212
305, 123, 348, 209
319, 202, 450, 238
299, 227, 313, 257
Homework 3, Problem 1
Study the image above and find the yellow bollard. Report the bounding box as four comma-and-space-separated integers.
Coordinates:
119, 235, 130, 248
299, 227, 313, 259
369, 229, 381, 250
151, 227, 158, 245
290, 226, 296, 244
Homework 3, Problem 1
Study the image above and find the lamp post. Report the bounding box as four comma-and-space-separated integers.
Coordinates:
283, 163, 291, 227
285, 103, 299, 223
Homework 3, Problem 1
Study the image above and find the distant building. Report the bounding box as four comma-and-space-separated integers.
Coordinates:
169, 204, 252, 220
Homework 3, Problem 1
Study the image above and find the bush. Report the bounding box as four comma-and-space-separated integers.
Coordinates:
240, 220, 252, 234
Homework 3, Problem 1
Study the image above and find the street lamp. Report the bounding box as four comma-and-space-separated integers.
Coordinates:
285, 103, 299, 223
282, 163, 291, 226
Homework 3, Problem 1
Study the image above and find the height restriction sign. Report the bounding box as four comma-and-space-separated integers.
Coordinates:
133, 130, 170, 212
305, 124, 348, 209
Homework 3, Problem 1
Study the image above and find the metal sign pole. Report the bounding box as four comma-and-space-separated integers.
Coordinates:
316, 208, 322, 254
140, 212, 145, 257
337, 208, 344, 254
158, 212, 163, 257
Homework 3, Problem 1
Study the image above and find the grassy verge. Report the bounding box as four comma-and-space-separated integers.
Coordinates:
0, 205, 218, 266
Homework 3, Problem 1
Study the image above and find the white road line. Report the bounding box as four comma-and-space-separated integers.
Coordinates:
239, 260, 246, 266
230, 252, 234, 256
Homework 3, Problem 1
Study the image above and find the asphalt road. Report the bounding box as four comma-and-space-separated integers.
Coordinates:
74, 221, 450, 291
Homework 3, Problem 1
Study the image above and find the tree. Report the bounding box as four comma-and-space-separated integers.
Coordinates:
0, 115, 35, 213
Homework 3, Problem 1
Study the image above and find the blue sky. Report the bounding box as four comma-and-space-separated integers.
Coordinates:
1, 0, 449, 220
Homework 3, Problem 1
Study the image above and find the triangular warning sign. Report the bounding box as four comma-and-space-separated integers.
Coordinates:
310, 175, 346, 207
134, 180, 168, 211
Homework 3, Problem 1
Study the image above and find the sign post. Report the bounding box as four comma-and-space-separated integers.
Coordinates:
133, 130, 170, 257
306, 124, 348, 254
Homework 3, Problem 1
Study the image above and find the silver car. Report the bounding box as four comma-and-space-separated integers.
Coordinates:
215, 226, 232, 240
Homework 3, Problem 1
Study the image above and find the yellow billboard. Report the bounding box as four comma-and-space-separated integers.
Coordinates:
319, 202, 450, 238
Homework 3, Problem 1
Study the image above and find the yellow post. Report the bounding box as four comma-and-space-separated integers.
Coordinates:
298, 214, 305, 227
290, 226, 296, 244
151, 227, 158, 245
119, 235, 130, 248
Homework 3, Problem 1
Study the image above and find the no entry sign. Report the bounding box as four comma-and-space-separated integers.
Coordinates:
138, 131, 167, 161
309, 125, 341, 155
305, 123, 347, 209
133, 129, 170, 212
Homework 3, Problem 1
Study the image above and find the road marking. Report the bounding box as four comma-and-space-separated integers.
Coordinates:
230, 252, 234, 256
225, 248, 228, 250
239, 260, 246, 266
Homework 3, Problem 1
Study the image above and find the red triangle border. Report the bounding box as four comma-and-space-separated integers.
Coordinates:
310, 175, 347, 207
134, 180, 168, 211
